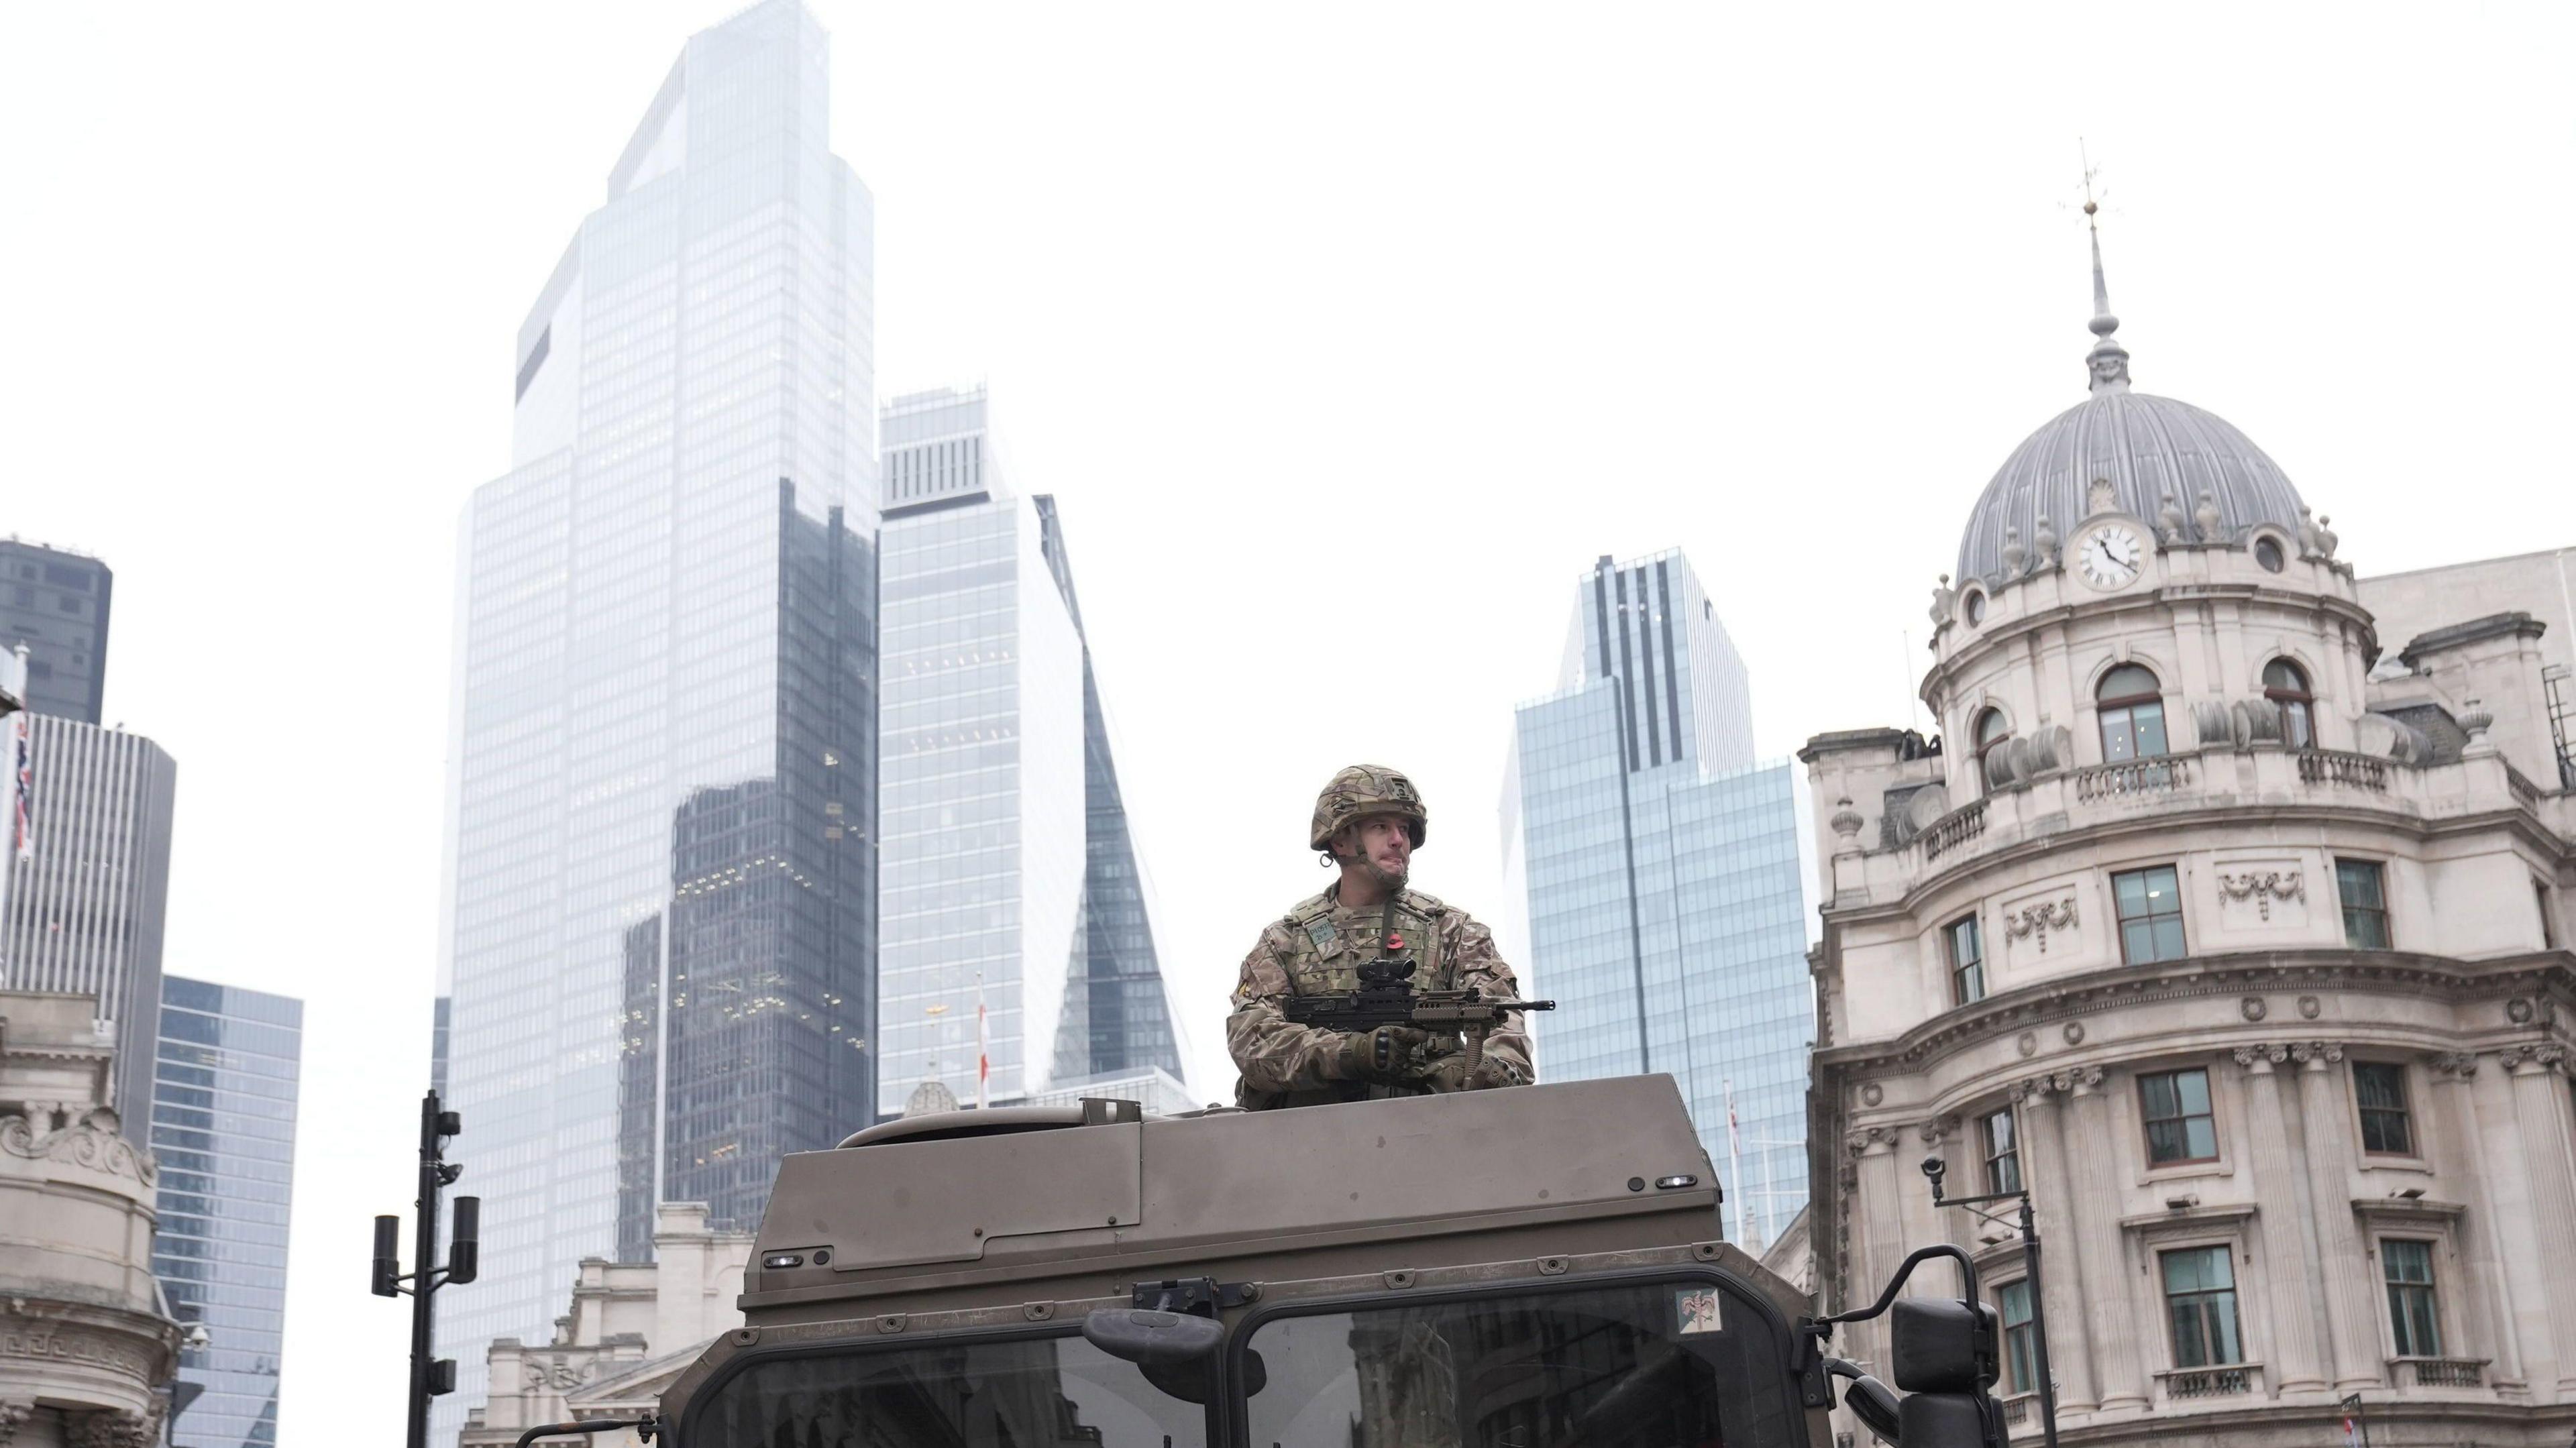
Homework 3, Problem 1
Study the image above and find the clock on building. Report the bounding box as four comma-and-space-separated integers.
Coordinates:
2076, 523, 2144, 590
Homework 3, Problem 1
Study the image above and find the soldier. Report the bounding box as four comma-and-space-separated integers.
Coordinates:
1228, 765, 1535, 1109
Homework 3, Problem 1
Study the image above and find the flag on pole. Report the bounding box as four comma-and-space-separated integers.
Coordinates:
7, 713, 30, 862
975, 970, 990, 1110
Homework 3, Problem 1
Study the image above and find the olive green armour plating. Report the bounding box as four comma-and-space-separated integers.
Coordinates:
1228, 887, 1535, 1109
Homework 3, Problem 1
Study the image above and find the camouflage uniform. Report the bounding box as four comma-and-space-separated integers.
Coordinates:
1227, 887, 1537, 1109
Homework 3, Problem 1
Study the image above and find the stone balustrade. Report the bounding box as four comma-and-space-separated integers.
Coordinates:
2151, 1362, 2263, 1405
2387, 1355, 2487, 1390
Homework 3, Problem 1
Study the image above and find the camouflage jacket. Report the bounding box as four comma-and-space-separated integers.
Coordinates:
1227, 886, 1535, 1110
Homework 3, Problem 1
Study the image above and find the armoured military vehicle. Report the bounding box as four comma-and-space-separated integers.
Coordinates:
568, 1076, 1996, 1447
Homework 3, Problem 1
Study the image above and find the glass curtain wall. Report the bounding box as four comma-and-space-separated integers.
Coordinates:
1505, 551, 1813, 1249
437, 1, 877, 1433
150, 977, 303, 1448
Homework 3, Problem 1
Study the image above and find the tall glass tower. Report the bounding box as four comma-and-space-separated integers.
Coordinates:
437, 0, 875, 1427
150, 976, 303, 1448
875, 388, 1182, 1115
1503, 551, 1814, 1249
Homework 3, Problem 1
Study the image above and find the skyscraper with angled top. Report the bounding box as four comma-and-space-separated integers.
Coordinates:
435, 1, 875, 1433
875, 387, 1187, 1117
1501, 551, 1815, 1250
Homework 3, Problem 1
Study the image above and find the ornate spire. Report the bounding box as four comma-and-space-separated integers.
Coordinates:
2081, 164, 2131, 394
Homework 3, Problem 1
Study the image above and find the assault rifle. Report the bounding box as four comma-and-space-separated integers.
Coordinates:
1281, 954, 1554, 1074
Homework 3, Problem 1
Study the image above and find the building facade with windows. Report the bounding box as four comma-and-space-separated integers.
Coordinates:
1504, 551, 1813, 1250
436, 0, 877, 1433
1803, 226, 2576, 1445
150, 977, 301, 1448
874, 387, 1185, 1116
1, 712, 176, 1123
0, 539, 111, 726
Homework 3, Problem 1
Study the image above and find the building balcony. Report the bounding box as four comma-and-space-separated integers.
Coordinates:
1998, 1393, 2035, 1435
2387, 1355, 2487, 1391
2151, 1361, 2263, 1406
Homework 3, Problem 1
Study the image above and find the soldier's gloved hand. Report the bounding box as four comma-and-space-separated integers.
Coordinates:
1419, 1054, 1525, 1093
1335, 1025, 1428, 1084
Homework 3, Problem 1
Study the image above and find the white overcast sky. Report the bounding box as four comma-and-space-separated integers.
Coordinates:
3, 3, 2571, 1443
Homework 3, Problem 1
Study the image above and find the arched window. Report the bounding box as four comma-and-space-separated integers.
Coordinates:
1975, 708, 2010, 794
2264, 659, 2314, 748
2097, 663, 2168, 763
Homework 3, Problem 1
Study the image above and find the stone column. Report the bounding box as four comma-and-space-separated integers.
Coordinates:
2063, 1069, 2146, 1408
2292, 1042, 2381, 1390
1849, 1125, 1905, 1370
2018, 1075, 2098, 1412
2425, 1052, 2523, 1394
2504, 1044, 2576, 1391
2233, 1044, 2325, 1394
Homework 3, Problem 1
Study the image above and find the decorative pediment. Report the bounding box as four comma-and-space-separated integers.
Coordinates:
1, 1110, 156, 1186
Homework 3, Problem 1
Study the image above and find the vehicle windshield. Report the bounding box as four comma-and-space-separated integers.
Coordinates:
689, 1331, 1209, 1447
1240, 1279, 1800, 1448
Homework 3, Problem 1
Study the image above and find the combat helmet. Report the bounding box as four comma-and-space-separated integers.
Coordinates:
1309, 765, 1429, 852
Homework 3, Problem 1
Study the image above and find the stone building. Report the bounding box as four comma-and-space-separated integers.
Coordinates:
0, 991, 182, 1447
1801, 223, 2575, 1446
458, 1203, 751, 1448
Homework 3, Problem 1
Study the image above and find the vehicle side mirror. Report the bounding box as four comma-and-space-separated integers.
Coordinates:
1890, 1297, 2000, 1448
1081, 1307, 1228, 1404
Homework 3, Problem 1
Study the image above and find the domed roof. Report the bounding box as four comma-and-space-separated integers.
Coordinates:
1954, 222, 2308, 588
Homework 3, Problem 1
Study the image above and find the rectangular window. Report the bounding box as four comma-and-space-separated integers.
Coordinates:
1997, 1280, 2037, 1394
2382, 1239, 2441, 1357
2337, 859, 2390, 948
1982, 1108, 2021, 1195
2354, 1062, 2414, 1156
2160, 1245, 2243, 1368
2114, 865, 2188, 963
1947, 915, 1986, 1005
2139, 1067, 2218, 1165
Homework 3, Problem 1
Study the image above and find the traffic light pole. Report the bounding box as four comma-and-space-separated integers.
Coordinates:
1925, 1162, 2059, 1448
374, 1089, 479, 1448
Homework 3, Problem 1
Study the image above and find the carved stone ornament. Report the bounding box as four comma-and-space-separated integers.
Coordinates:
2290, 1040, 2345, 1066
2159, 492, 2186, 545
0, 1402, 30, 1447
2194, 490, 2224, 543
2428, 1052, 2479, 1082
1845, 1126, 1895, 1156
1860, 1082, 1884, 1107
2033, 515, 2059, 569
2298, 995, 2322, 1020
2240, 996, 2269, 1022
0, 1109, 156, 1185
2002, 525, 2027, 576
2003, 897, 2079, 954
70, 1410, 156, 1448
2502, 1043, 2568, 1075
2458, 698, 2494, 743
2218, 869, 2304, 921
2061, 1021, 2086, 1046
2232, 1043, 2290, 1069
2017, 1031, 2039, 1058
1929, 575, 1956, 628
2506, 997, 2536, 1025
1917, 1116, 1959, 1146
1829, 797, 1864, 841
2086, 478, 2118, 516
2064, 1066, 2106, 1093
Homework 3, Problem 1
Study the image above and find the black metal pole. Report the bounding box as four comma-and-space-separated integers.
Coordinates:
2018, 1193, 2061, 1448
408, 1091, 441, 1448
1923, 1173, 2059, 1448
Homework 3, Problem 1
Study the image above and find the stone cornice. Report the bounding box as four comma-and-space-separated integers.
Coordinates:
1931, 588, 2379, 692
1815, 950, 2575, 1080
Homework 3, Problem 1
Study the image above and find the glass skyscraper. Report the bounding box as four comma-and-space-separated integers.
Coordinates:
150, 975, 303, 1448
1503, 551, 1813, 1249
437, 0, 875, 1429
875, 388, 1183, 1115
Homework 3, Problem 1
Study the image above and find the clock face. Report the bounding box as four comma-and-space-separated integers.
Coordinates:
2077, 524, 2144, 590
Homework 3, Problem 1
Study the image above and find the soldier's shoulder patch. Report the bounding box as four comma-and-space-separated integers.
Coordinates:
1303, 917, 1339, 956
